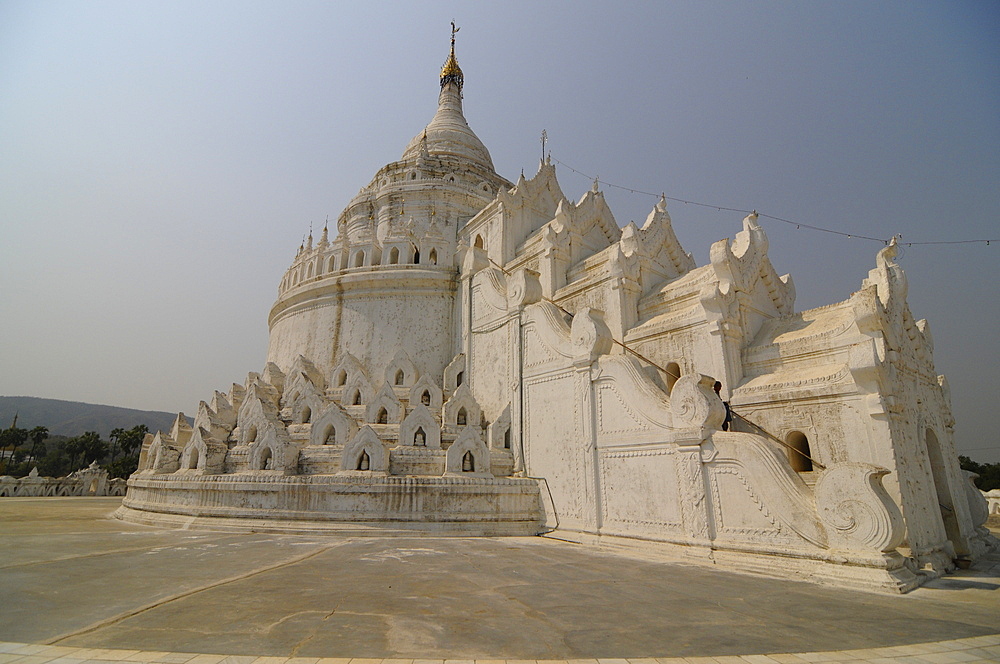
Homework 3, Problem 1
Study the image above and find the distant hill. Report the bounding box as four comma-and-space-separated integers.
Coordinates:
0, 396, 188, 438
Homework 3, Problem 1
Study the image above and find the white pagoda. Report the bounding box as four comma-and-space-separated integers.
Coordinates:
120, 33, 996, 593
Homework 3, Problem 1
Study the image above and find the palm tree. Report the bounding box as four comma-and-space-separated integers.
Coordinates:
108, 428, 125, 463
78, 432, 108, 466
27, 426, 48, 464
64, 436, 83, 470
0, 416, 27, 474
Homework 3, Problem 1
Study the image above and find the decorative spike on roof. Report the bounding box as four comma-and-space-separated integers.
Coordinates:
440, 21, 464, 89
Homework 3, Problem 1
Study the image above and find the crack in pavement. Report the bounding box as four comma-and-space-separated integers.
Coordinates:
288, 598, 343, 657
45, 544, 338, 646
0, 533, 254, 570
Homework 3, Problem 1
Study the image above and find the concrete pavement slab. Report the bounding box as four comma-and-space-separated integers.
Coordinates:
0, 499, 998, 661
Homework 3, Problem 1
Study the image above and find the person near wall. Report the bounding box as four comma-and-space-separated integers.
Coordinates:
714, 381, 732, 432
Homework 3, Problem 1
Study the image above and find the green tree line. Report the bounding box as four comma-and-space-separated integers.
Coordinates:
0, 423, 148, 479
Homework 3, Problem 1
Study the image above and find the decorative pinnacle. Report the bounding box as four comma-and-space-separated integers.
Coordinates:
440, 21, 464, 89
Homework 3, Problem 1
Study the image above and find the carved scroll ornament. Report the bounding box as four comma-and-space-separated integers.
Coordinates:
815, 463, 905, 553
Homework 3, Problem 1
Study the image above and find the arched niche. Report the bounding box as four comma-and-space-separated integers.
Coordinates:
383, 352, 417, 388
446, 426, 491, 476
341, 373, 374, 409
340, 427, 388, 473
409, 376, 443, 411
399, 404, 441, 449
365, 383, 403, 424
255, 446, 273, 471
443, 384, 481, 430
309, 405, 357, 447
785, 430, 813, 472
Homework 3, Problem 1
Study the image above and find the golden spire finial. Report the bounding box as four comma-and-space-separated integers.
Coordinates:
440, 21, 463, 89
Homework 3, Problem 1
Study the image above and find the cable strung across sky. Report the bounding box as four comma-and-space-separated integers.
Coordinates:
551, 157, 997, 248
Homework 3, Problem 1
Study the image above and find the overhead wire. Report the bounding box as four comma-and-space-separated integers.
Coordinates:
550, 157, 998, 248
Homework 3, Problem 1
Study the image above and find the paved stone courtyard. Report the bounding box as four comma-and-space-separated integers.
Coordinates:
1, 498, 999, 662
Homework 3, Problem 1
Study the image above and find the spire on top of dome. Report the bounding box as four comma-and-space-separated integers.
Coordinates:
399, 23, 497, 171
440, 21, 463, 90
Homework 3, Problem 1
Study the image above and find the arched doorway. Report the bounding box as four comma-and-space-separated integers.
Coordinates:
924, 427, 964, 554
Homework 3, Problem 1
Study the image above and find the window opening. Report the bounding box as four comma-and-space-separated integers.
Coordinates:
785, 431, 813, 472
665, 362, 681, 394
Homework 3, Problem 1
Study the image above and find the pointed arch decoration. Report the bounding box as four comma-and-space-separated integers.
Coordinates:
384, 351, 418, 388
330, 353, 366, 388
340, 426, 388, 473
443, 383, 482, 430
309, 404, 358, 446
365, 382, 404, 424
399, 404, 441, 449
446, 426, 491, 476
409, 375, 444, 411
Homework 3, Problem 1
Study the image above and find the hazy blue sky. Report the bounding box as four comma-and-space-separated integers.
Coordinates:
1, 1, 997, 461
